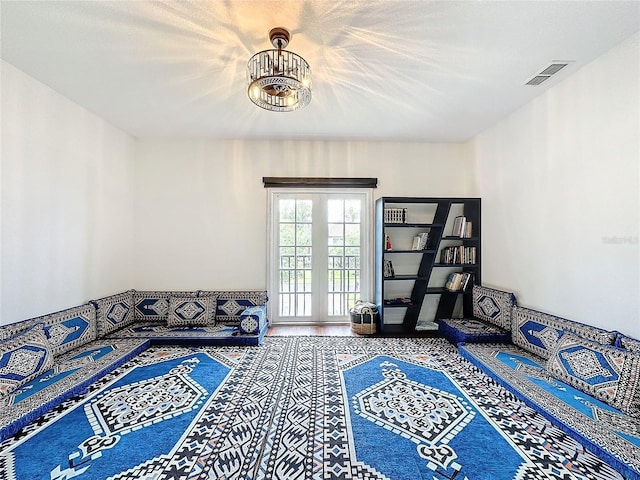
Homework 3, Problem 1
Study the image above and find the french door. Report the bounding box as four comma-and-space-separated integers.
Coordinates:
268, 190, 371, 324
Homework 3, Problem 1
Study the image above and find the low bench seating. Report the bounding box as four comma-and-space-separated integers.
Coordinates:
458, 304, 640, 479
0, 289, 268, 441
103, 290, 269, 346
438, 285, 516, 344
0, 303, 149, 441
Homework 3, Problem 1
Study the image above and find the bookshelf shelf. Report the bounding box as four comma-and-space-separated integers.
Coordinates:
375, 197, 481, 335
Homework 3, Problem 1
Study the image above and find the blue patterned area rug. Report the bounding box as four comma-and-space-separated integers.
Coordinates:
0, 337, 627, 480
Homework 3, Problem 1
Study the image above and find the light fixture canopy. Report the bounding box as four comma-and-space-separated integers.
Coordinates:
247, 27, 312, 112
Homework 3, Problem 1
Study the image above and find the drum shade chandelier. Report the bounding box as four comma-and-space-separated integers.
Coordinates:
247, 27, 312, 112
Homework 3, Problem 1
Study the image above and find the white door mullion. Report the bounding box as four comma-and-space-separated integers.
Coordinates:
313, 194, 328, 320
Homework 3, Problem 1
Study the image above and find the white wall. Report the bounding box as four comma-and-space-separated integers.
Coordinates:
1, 60, 136, 325
471, 33, 640, 337
133, 140, 473, 290
5, 33, 637, 337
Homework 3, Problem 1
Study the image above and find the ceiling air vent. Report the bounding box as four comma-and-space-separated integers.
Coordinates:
525, 62, 571, 86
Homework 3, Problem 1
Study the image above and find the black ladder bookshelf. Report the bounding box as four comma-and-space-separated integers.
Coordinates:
375, 197, 481, 334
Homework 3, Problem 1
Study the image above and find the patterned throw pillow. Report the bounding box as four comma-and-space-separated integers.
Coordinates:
92, 291, 135, 337
546, 331, 640, 415
239, 306, 268, 335
167, 296, 216, 327
42, 304, 97, 356
201, 291, 268, 322
0, 324, 55, 397
511, 306, 616, 360
472, 286, 516, 330
134, 291, 199, 322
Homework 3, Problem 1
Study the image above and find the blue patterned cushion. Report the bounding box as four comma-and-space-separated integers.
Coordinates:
239, 306, 268, 335
42, 304, 97, 357
134, 291, 198, 322
0, 324, 54, 397
199, 291, 268, 323
511, 306, 616, 360
546, 331, 640, 415
472, 286, 516, 330
438, 318, 510, 345
92, 291, 135, 337
167, 296, 216, 327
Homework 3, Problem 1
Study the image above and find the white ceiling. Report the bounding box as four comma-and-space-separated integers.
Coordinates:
1, 1, 639, 143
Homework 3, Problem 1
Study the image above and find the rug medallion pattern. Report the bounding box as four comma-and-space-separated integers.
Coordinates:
0, 338, 627, 480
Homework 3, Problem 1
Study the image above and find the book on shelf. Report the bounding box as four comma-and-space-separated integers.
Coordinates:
461, 272, 473, 291
411, 232, 429, 250
444, 272, 473, 292
384, 297, 413, 305
439, 246, 477, 264
383, 259, 395, 278
451, 216, 473, 238
384, 208, 407, 224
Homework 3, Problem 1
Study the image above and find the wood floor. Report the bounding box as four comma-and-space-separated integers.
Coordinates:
266, 324, 358, 336
266, 324, 439, 337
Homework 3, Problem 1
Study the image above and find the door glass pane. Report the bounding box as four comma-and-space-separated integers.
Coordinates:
279, 199, 296, 222
278, 198, 312, 317
328, 198, 361, 316
345, 199, 361, 222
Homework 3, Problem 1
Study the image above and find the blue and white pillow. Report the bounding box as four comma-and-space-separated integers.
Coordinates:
203, 291, 268, 323
92, 290, 135, 337
239, 306, 268, 335
0, 324, 54, 397
511, 306, 616, 360
167, 296, 216, 327
42, 304, 97, 356
546, 331, 640, 415
472, 285, 516, 330
134, 290, 199, 322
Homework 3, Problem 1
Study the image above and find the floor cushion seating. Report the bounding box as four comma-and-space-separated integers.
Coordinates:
0, 323, 55, 397
0, 303, 148, 441
108, 290, 269, 345
0, 289, 269, 441
438, 285, 516, 344
458, 305, 640, 479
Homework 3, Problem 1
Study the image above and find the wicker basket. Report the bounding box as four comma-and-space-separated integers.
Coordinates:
350, 302, 379, 335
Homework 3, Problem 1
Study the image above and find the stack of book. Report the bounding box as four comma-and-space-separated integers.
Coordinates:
411, 232, 430, 250
440, 246, 477, 264
445, 272, 473, 292
384, 208, 407, 224
451, 216, 473, 238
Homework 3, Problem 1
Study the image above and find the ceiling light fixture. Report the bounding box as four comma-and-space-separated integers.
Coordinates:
247, 27, 312, 112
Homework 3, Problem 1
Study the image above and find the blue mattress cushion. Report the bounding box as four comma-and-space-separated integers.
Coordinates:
438, 318, 510, 345
238, 306, 268, 335
0, 324, 55, 397
546, 331, 640, 415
